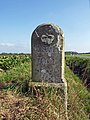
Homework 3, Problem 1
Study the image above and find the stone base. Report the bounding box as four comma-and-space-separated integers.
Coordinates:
29, 81, 68, 120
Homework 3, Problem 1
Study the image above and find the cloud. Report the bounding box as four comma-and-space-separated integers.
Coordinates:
0, 42, 30, 53
0, 43, 15, 47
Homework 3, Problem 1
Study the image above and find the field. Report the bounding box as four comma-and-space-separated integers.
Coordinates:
0, 54, 90, 120
80, 54, 90, 56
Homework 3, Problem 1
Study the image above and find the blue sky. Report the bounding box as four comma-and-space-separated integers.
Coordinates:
0, 0, 90, 53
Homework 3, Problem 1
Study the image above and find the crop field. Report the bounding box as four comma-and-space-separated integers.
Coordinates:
0, 54, 90, 120
0, 54, 31, 90
0, 54, 30, 71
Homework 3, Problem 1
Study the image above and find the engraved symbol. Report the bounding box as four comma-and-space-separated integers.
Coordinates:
35, 31, 39, 38
41, 34, 54, 44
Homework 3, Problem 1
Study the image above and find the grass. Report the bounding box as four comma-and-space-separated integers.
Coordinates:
0, 61, 31, 91
0, 90, 65, 120
65, 66, 90, 120
65, 55, 90, 88
0, 56, 90, 119
80, 54, 90, 56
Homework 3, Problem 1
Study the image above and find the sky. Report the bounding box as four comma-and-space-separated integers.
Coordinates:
0, 0, 90, 53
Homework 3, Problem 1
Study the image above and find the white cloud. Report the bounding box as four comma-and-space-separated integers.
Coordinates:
0, 42, 30, 53
0, 43, 15, 47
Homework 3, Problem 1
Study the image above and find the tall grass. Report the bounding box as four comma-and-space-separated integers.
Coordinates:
0, 55, 90, 119
65, 66, 90, 120
66, 55, 90, 88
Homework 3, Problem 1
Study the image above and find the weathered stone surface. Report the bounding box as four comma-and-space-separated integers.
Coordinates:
31, 23, 68, 119
31, 23, 65, 83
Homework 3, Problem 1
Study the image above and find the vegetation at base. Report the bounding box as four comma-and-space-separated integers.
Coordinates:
65, 66, 90, 120
0, 54, 90, 119
65, 55, 90, 88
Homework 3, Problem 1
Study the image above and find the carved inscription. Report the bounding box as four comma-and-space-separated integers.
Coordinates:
32, 23, 64, 83
41, 34, 54, 44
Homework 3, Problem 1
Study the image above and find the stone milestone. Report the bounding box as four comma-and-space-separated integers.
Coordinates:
31, 23, 68, 119
31, 23, 65, 83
